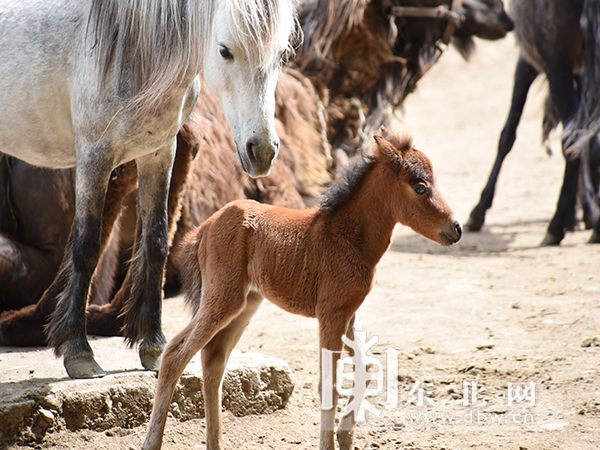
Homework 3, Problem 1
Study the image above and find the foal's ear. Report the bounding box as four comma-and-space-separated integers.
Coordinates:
377, 125, 395, 143
373, 126, 406, 165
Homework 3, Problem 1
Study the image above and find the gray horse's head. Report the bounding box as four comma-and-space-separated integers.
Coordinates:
203, 0, 298, 178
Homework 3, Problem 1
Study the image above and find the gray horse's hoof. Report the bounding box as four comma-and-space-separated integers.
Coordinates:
540, 231, 562, 247
140, 345, 164, 372
589, 230, 600, 244
64, 354, 106, 379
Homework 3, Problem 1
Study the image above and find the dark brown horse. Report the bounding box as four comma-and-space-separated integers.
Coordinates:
466, 0, 600, 245
0, 0, 512, 357
297, 0, 513, 158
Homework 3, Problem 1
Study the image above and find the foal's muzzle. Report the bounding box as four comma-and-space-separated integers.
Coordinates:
440, 218, 463, 246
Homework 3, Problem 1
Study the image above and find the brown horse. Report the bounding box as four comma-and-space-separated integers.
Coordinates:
141, 128, 462, 450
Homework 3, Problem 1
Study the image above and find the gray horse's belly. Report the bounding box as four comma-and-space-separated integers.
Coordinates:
0, 1, 83, 168
0, 99, 76, 168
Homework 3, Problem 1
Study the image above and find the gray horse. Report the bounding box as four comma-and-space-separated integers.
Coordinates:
0, 0, 297, 378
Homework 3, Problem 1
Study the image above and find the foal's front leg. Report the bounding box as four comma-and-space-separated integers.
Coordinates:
336, 315, 359, 449
318, 312, 355, 450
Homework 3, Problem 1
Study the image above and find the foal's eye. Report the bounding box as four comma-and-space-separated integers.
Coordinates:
219, 45, 233, 61
414, 184, 427, 196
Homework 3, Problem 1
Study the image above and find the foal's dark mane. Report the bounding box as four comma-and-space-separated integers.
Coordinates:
319, 154, 374, 214
320, 133, 414, 214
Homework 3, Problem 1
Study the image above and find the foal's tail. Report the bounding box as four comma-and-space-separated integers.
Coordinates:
179, 228, 205, 317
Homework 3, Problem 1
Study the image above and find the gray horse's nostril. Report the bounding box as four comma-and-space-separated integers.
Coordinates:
246, 141, 257, 165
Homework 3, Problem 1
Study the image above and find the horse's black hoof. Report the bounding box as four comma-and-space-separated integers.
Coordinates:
465, 215, 484, 232
589, 230, 600, 244
64, 354, 106, 379
140, 345, 164, 372
540, 231, 562, 247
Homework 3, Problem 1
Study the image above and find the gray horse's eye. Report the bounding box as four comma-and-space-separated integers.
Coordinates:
219, 45, 233, 61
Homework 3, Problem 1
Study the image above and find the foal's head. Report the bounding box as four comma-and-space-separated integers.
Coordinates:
374, 127, 462, 246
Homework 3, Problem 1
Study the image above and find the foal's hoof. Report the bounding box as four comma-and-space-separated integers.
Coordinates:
540, 231, 562, 247
465, 215, 484, 232
140, 345, 164, 372
589, 230, 600, 244
64, 354, 106, 379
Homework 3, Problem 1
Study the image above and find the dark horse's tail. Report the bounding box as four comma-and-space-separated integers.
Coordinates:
565, 0, 600, 212
179, 228, 205, 317
565, 0, 600, 153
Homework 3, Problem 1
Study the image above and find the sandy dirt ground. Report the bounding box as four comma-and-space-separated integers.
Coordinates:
2, 35, 600, 449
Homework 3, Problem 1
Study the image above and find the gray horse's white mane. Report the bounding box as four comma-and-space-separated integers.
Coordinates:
227, 0, 296, 69
89, 0, 294, 120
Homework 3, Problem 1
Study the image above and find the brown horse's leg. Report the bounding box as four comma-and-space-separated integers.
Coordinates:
0, 163, 137, 347
318, 312, 355, 450
86, 206, 138, 337
0, 273, 65, 346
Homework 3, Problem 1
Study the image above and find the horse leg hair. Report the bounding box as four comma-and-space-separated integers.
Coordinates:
142, 286, 249, 450
467, 55, 538, 231
86, 135, 196, 336
46, 148, 115, 378
121, 142, 176, 370
542, 68, 581, 245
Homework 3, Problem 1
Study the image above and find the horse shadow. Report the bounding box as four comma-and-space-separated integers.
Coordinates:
389, 219, 555, 256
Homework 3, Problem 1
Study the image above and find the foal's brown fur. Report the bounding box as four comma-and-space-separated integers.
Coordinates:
142, 128, 462, 450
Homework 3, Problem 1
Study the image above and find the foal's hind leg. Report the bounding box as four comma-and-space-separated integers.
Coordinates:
142, 287, 249, 450
202, 291, 263, 449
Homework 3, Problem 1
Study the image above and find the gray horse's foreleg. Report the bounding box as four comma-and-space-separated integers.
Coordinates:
47, 151, 113, 378
122, 142, 176, 370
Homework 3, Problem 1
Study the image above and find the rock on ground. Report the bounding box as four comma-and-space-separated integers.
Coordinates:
0, 350, 294, 446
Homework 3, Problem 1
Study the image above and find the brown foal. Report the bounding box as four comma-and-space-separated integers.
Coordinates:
142, 127, 462, 450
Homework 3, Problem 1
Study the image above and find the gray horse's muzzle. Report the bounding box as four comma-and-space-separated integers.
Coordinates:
239, 136, 280, 178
